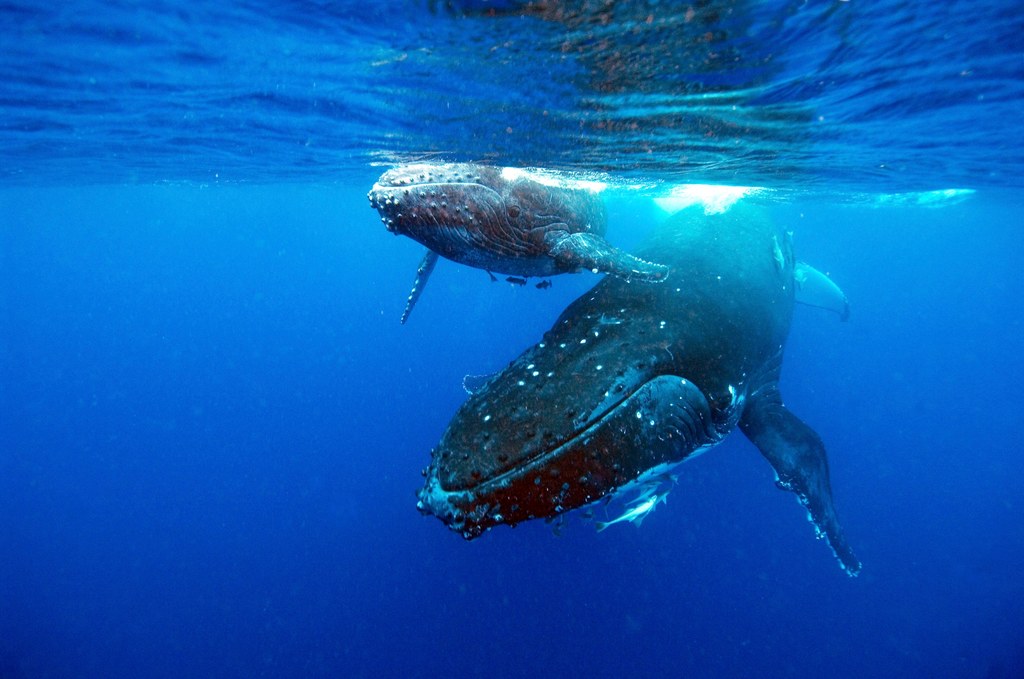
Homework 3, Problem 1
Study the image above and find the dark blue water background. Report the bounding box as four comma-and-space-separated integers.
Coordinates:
2, 1, 1023, 678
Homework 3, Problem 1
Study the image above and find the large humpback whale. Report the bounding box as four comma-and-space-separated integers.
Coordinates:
368, 163, 668, 323
417, 203, 861, 575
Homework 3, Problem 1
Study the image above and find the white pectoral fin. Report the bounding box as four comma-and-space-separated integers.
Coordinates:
550, 232, 669, 282
794, 262, 850, 321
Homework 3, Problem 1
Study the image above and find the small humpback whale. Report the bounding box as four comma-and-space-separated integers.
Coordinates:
368, 163, 668, 323
416, 203, 861, 575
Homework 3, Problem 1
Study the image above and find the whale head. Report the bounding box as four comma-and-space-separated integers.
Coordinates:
415, 273, 737, 538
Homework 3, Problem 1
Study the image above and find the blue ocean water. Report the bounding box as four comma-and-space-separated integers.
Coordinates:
1, 2, 1023, 678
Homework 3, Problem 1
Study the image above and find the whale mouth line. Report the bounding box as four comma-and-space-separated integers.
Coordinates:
443, 374, 667, 495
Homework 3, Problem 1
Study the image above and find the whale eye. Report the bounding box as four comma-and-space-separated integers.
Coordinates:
507, 205, 521, 219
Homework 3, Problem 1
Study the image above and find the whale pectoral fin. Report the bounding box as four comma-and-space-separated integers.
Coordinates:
549, 232, 670, 282
739, 384, 861, 576
400, 250, 439, 324
794, 262, 850, 321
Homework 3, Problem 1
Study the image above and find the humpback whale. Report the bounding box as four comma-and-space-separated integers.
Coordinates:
416, 203, 861, 575
368, 163, 668, 323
